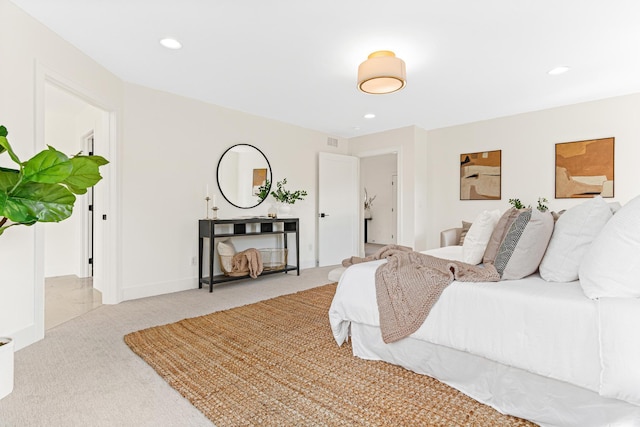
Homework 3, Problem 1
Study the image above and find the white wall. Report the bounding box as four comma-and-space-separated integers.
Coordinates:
425, 92, 640, 249
120, 83, 347, 300
413, 126, 429, 251
0, 0, 123, 349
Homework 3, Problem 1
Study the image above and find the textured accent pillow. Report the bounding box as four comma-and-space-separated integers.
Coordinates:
579, 194, 640, 298
494, 209, 554, 280
539, 196, 612, 282
483, 208, 521, 265
462, 209, 501, 265
458, 221, 472, 245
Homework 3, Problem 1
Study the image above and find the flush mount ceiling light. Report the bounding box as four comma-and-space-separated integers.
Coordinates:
358, 50, 406, 94
159, 37, 182, 50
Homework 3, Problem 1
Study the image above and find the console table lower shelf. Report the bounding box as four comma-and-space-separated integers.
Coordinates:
200, 264, 299, 288
198, 217, 301, 292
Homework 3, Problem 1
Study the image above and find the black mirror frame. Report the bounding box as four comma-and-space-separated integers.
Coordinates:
216, 144, 273, 209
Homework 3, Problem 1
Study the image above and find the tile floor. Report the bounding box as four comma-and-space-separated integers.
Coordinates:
365, 242, 385, 256
45, 275, 102, 330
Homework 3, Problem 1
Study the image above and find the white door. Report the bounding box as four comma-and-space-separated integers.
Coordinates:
318, 152, 359, 266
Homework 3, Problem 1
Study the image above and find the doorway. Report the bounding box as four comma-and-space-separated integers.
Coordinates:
43, 83, 106, 329
360, 153, 398, 255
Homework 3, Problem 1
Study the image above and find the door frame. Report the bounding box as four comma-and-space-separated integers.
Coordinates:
82, 131, 95, 278
32, 63, 120, 344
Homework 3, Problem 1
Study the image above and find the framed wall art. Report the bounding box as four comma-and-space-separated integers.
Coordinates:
460, 150, 501, 200
555, 137, 614, 198
252, 168, 267, 196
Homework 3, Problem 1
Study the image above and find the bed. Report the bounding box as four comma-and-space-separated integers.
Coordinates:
329, 197, 640, 427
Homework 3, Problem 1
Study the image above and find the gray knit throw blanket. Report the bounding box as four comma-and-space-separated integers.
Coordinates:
375, 251, 500, 343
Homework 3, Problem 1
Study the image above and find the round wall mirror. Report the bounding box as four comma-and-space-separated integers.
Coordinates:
217, 144, 272, 209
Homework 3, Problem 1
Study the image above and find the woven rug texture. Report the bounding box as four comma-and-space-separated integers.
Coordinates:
124, 283, 534, 426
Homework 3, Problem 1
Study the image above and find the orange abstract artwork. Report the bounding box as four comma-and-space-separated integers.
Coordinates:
555, 138, 614, 198
460, 150, 501, 200
252, 168, 267, 195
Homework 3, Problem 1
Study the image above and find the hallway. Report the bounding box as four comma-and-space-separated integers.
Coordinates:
45, 275, 102, 330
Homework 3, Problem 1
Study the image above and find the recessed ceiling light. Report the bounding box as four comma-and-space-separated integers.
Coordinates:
364, 113, 376, 119
548, 66, 570, 75
160, 38, 182, 50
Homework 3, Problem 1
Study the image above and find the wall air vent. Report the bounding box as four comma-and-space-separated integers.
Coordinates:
327, 137, 338, 147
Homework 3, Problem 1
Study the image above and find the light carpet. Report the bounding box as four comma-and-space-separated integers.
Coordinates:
125, 283, 534, 426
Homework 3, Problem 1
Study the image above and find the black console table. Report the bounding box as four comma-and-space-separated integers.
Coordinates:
198, 217, 300, 292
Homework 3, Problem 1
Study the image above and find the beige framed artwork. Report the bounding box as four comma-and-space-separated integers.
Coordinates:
460, 150, 501, 200
555, 137, 614, 198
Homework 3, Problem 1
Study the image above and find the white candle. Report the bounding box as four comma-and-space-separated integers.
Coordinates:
206, 184, 210, 198
213, 194, 217, 206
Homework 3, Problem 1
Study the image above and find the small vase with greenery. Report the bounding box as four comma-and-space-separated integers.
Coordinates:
364, 187, 376, 219
508, 197, 549, 212
270, 178, 307, 204
0, 125, 109, 236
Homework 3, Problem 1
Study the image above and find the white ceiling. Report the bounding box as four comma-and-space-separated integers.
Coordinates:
10, 0, 640, 138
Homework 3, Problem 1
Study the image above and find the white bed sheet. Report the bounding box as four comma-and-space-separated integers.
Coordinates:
599, 297, 640, 406
329, 246, 602, 393
349, 322, 640, 427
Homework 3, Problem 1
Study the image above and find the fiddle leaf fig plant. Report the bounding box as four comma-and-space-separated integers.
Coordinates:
0, 125, 109, 236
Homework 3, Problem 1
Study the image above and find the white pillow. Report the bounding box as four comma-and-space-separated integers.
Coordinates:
217, 240, 236, 256
579, 194, 640, 298
539, 196, 612, 282
462, 209, 500, 264
608, 202, 622, 214
217, 240, 237, 273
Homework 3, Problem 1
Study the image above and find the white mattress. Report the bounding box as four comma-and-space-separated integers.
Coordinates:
329, 246, 601, 392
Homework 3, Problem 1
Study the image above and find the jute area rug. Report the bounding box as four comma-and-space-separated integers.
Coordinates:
125, 283, 534, 426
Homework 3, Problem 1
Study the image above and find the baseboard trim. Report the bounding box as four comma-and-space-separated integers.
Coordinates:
122, 277, 199, 301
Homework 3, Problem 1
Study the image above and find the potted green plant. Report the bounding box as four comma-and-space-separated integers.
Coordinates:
0, 124, 108, 235
270, 178, 307, 216
0, 124, 108, 399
